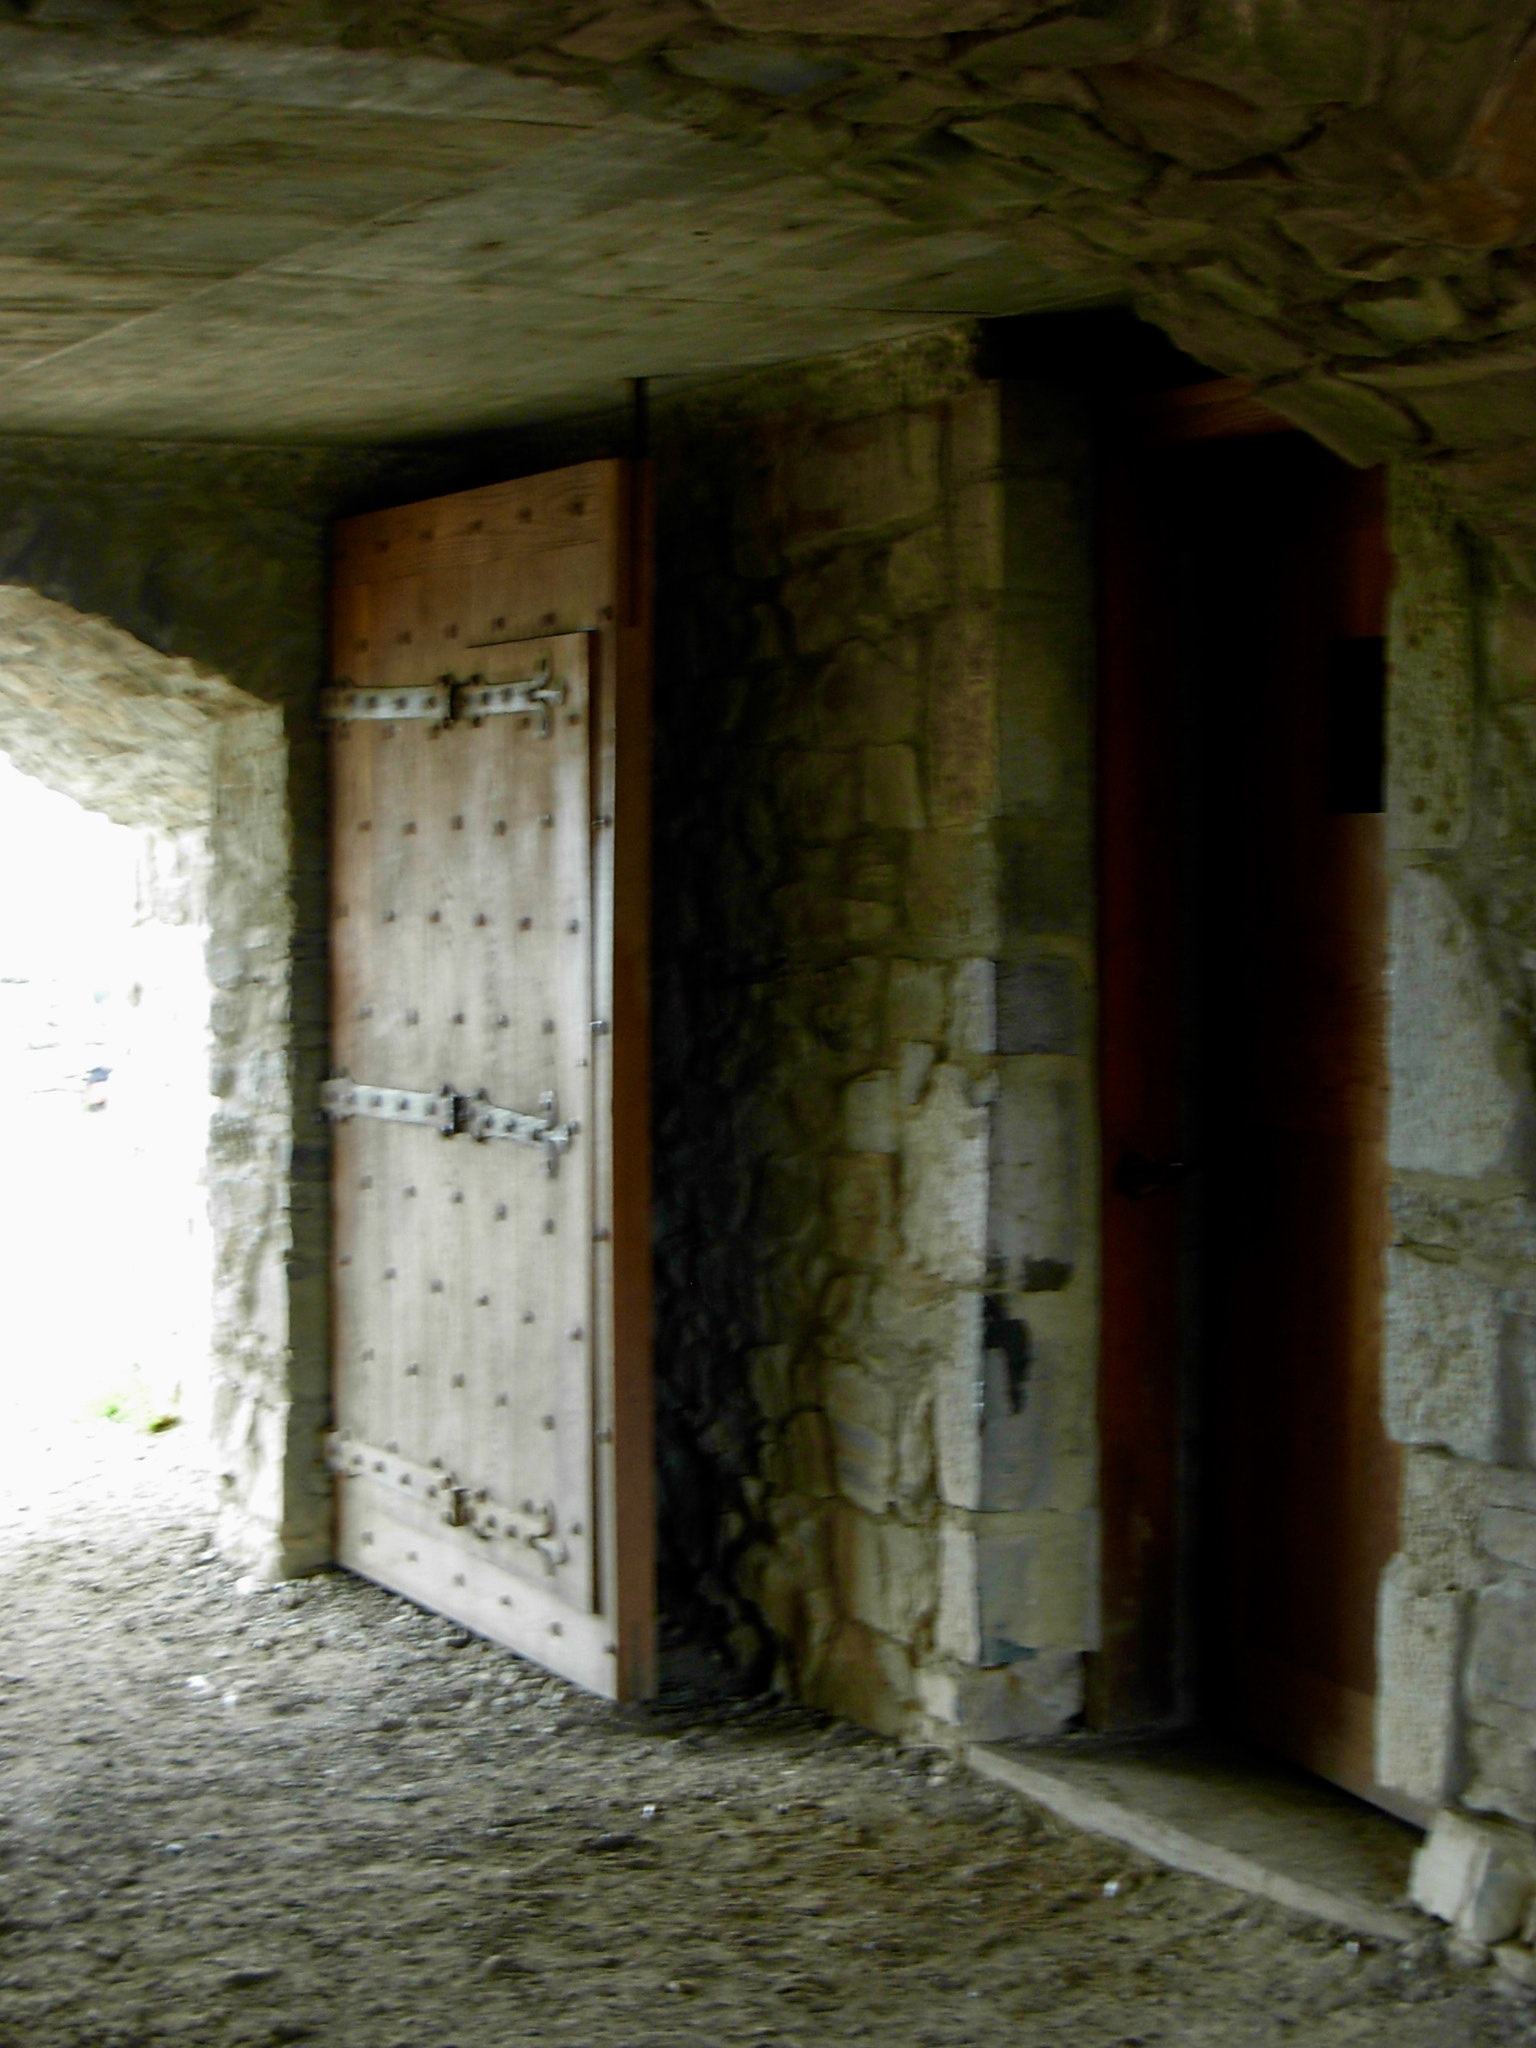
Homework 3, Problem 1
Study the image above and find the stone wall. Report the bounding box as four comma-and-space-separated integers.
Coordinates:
1376, 466, 1536, 1834
651, 336, 1099, 1740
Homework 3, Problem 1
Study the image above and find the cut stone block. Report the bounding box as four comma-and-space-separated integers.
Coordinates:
988, 1061, 1079, 1293
1383, 1247, 1503, 1462
897, 1039, 936, 1106
887, 958, 946, 1042
1468, 1577, 1536, 1716
915, 1650, 1082, 1740
860, 743, 925, 830
1411, 1809, 1536, 1945
950, 957, 996, 1056
1376, 1553, 1464, 1808
826, 1363, 899, 1515
996, 955, 1082, 1056
900, 1063, 989, 1284
1386, 467, 1474, 854
1387, 869, 1516, 1178
842, 1069, 898, 1154
939, 1510, 1100, 1660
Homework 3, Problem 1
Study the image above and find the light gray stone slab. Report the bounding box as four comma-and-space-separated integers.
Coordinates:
969, 1736, 1421, 1943
1383, 1246, 1504, 1461
1388, 869, 1517, 1178
900, 1063, 989, 1285
1377, 1553, 1466, 1809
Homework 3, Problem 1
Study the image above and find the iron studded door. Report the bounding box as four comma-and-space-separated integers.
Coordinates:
326, 462, 654, 1700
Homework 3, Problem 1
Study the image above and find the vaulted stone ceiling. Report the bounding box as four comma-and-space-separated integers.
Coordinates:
3, 2, 1536, 549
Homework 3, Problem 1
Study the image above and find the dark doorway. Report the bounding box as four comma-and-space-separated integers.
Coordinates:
1094, 396, 1403, 1814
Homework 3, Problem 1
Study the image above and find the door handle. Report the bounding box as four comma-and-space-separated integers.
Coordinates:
1114, 1150, 1192, 1200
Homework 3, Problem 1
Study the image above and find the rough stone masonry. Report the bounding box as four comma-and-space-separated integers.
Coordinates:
651, 336, 1097, 1744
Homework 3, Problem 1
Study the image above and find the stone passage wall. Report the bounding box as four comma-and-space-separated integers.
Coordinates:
0, 443, 343, 1578
652, 338, 1099, 1741
1377, 467, 1536, 1832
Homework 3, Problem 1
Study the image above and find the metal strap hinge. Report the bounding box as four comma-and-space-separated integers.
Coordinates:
323, 662, 566, 736
324, 1434, 569, 1569
319, 1078, 456, 1134
320, 1075, 576, 1172
462, 1088, 577, 1166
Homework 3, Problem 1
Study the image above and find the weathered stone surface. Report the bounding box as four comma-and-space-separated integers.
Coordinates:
901, 1064, 990, 1285
914, 1648, 1084, 1741
996, 954, 1083, 1055
1350, 277, 1467, 348
832, 1500, 935, 1643
940, 1509, 1100, 1660
1482, 1507, 1536, 1575
1494, 1941, 1536, 1989
825, 1362, 899, 1516
964, 5, 1175, 81
814, 637, 921, 748
1260, 371, 1424, 467
949, 957, 996, 1057
1387, 869, 1516, 1178
651, 367, 1094, 1740
887, 958, 946, 1043
1377, 1552, 1465, 1808
556, 4, 704, 63
860, 742, 925, 830
1412, 1809, 1536, 1945
1383, 1246, 1504, 1462
1135, 281, 1312, 378
927, 610, 998, 830
956, 106, 1150, 194
779, 747, 859, 840
777, 1408, 836, 1498
1468, 1578, 1536, 1718
1087, 59, 1312, 171
801, 1618, 917, 1737
884, 525, 946, 617
842, 1069, 898, 1154
989, 1062, 1080, 1295
771, 410, 942, 550
905, 828, 1000, 954
706, 0, 1015, 30
951, 476, 1005, 599
933, 1290, 987, 1513
1387, 469, 1476, 853
828, 1152, 896, 1263
897, 1039, 936, 1106
0, 586, 239, 830
1465, 1720, 1536, 1830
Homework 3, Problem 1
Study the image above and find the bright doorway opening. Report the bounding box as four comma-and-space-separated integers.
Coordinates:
0, 751, 215, 1444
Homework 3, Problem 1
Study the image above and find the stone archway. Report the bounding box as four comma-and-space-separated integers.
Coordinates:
0, 586, 304, 1578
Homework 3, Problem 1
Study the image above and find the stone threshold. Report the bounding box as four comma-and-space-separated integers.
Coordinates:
969, 1731, 1423, 1943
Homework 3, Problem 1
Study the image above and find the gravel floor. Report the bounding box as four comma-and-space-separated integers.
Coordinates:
0, 1423, 1530, 2048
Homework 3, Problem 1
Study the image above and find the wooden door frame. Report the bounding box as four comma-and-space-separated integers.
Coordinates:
608, 458, 656, 1698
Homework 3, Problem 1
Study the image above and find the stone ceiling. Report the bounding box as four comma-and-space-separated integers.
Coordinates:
2, 2, 1536, 550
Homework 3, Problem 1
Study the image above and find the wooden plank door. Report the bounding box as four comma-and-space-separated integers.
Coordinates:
1196, 442, 1398, 1804
325, 460, 654, 1701
1095, 406, 1401, 1807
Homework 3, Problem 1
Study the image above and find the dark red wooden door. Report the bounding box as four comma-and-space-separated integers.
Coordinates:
1096, 411, 1400, 1806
